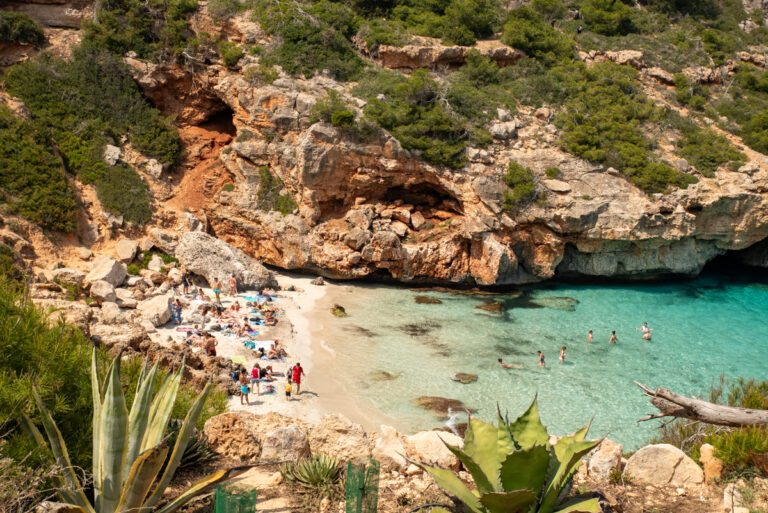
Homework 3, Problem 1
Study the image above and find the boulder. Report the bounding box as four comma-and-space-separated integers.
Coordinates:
98, 302, 125, 324
411, 211, 427, 230
115, 239, 138, 263
623, 444, 704, 486
588, 439, 623, 482
136, 294, 171, 327
406, 431, 463, 470
390, 220, 409, 238
542, 179, 572, 194
308, 414, 372, 464
148, 228, 178, 254
90, 323, 147, 349
260, 426, 311, 461
203, 412, 261, 463
450, 372, 478, 384
147, 254, 164, 272
311, 276, 325, 286
77, 248, 93, 260
85, 256, 126, 287
645, 66, 675, 84
372, 425, 407, 472
489, 121, 517, 140
175, 231, 277, 290
50, 268, 86, 288
413, 396, 471, 420
115, 288, 137, 309
699, 443, 723, 482
146, 159, 163, 179
103, 144, 121, 166
90, 280, 116, 304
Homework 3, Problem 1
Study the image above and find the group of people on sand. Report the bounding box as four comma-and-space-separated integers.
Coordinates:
498, 322, 654, 370
237, 362, 306, 406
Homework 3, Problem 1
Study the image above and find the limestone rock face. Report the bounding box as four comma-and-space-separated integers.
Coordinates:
623, 444, 704, 486
588, 439, 623, 482
98, 302, 125, 324
204, 412, 261, 463
136, 294, 171, 327
260, 426, 311, 461
378, 41, 524, 70
115, 288, 137, 309
699, 443, 723, 482
90, 280, 116, 304
90, 323, 147, 349
85, 256, 126, 287
405, 431, 463, 470
175, 231, 277, 290
372, 425, 408, 472
115, 239, 138, 263
50, 268, 86, 288
308, 414, 372, 464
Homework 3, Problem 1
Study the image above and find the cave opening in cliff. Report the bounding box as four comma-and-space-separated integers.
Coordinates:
197, 105, 236, 136
381, 183, 462, 214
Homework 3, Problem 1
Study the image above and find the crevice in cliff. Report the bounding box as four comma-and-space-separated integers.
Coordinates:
197, 106, 236, 135
380, 183, 462, 214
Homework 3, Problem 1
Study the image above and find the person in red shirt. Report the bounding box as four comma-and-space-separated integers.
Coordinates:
291, 363, 306, 394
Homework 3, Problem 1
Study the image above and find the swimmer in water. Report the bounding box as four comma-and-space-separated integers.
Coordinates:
498, 358, 522, 368
609, 331, 617, 344
537, 351, 546, 367
559, 346, 566, 364
587, 330, 593, 343
636, 322, 653, 340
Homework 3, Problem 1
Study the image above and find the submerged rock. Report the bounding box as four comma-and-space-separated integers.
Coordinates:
530, 296, 579, 311
371, 370, 402, 381
475, 301, 502, 312
330, 304, 348, 317
399, 321, 440, 337
451, 372, 478, 384
413, 396, 473, 419
415, 295, 442, 304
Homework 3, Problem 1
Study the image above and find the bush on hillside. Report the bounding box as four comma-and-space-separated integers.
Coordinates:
580, 0, 637, 36
0, 11, 45, 46
742, 111, 768, 154
503, 162, 538, 209
310, 90, 352, 124
669, 114, 745, 176
218, 40, 243, 67
502, 6, 575, 65
256, 166, 297, 215
356, 18, 410, 54
244, 64, 279, 85
208, 0, 240, 21
4, 45, 181, 224
0, 107, 77, 232
674, 73, 708, 110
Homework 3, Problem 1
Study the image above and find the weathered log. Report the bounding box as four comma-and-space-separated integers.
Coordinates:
635, 381, 768, 427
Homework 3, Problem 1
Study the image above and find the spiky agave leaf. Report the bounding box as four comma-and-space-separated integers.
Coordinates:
154, 466, 256, 513
99, 352, 129, 513
507, 396, 549, 449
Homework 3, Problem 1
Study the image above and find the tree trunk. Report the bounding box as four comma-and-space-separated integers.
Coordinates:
635, 381, 768, 427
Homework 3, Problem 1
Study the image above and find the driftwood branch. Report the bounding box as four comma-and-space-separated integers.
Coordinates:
635, 381, 768, 427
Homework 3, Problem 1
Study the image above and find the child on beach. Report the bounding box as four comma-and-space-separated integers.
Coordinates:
213, 278, 222, 302
285, 375, 292, 401
587, 330, 593, 343
537, 351, 546, 367
239, 371, 250, 406
498, 358, 522, 368
559, 346, 566, 364
609, 331, 617, 344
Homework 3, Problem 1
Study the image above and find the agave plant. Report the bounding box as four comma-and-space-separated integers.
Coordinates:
281, 454, 341, 490
416, 397, 601, 513
21, 350, 250, 513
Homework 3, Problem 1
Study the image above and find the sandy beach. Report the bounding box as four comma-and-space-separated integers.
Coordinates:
147, 271, 394, 429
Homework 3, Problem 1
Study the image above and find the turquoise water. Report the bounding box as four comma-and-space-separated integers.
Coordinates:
322, 270, 768, 449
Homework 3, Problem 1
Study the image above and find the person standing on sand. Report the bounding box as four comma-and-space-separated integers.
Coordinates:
498, 358, 522, 368
587, 330, 593, 343
229, 273, 238, 297
609, 331, 617, 344
285, 375, 292, 401
239, 371, 250, 406
537, 351, 546, 367
213, 278, 222, 302
251, 364, 261, 396
292, 363, 306, 394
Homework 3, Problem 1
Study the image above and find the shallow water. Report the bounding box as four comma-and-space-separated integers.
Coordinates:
321, 268, 768, 448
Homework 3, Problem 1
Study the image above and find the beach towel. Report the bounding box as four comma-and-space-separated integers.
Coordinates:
247, 330, 259, 336
243, 341, 256, 350
231, 356, 247, 365
176, 327, 193, 332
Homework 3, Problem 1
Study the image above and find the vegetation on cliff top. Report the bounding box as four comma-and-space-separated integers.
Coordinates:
0, 11, 45, 46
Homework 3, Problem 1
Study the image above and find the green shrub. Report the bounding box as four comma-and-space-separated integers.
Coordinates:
3, 45, 180, 224
243, 64, 279, 85
254, 0, 364, 81
126, 264, 140, 275
0, 11, 45, 46
504, 162, 538, 209
580, 0, 636, 36
502, 6, 575, 65
556, 62, 696, 194
356, 18, 409, 54
545, 166, 561, 178
441, 0, 501, 45
673, 73, 707, 110
222, 183, 235, 192
208, 0, 240, 21
701, 28, 738, 66
83, 0, 198, 59
671, 116, 745, 176
257, 166, 297, 215
219, 40, 243, 67
0, 107, 77, 232
331, 110, 355, 127
742, 111, 768, 154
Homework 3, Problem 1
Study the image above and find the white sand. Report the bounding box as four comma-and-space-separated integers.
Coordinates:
150, 273, 328, 424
